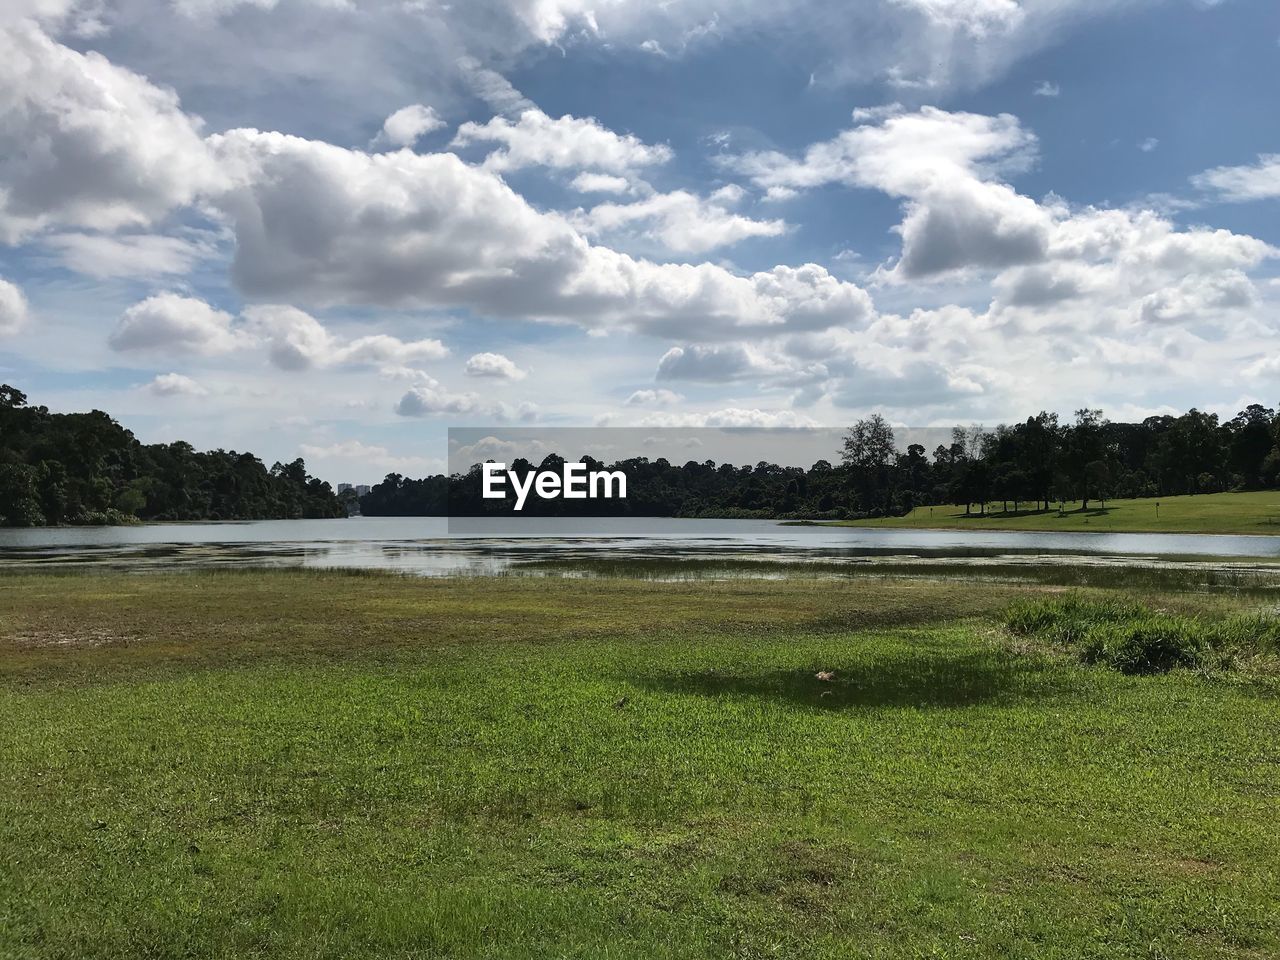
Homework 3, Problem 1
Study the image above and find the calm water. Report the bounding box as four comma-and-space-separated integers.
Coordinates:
0, 517, 1278, 576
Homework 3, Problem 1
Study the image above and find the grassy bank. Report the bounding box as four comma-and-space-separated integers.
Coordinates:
2, 571, 1279, 958
831, 489, 1280, 535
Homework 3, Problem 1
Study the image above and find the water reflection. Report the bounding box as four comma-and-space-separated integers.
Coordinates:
0, 516, 1278, 581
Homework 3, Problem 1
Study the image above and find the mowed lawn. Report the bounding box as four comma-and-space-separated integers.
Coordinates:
837, 489, 1280, 535
1, 571, 1278, 959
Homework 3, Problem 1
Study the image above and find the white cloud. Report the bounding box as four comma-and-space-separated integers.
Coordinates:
575, 188, 787, 254
726, 105, 1277, 294
451, 109, 672, 173
1033, 81, 1060, 96
1192, 154, 1280, 202
1139, 137, 1159, 153
493, 399, 540, 422
635, 407, 821, 428
242, 304, 449, 370
41, 232, 212, 278
509, 0, 1151, 95
656, 343, 788, 382
147, 372, 208, 396
570, 172, 633, 194
726, 106, 1049, 279
465, 351, 526, 379
298, 439, 442, 474
455, 56, 537, 117
207, 129, 875, 339
109, 294, 245, 355
108, 297, 451, 370
395, 376, 482, 416
375, 104, 445, 148
0, 277, 29, 335
0, 19, 222, 242
626, 388, 683, 406
1137, 270, 1257, 324
1243, 354, 1280, 379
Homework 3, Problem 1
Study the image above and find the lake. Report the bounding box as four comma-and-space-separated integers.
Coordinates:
1, 516, 1279, 577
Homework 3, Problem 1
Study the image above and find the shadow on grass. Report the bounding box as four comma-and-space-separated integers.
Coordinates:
633, 650, 1069, 710
943, 507, 1116, 521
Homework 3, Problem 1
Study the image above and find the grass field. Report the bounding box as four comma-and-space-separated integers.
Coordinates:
834, 489, 1280, 535
2, 569, 1279, 959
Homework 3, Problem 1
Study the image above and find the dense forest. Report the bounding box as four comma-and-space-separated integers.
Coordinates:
5, 382, 1278, 526
361, 405, 1280, 520
0, 385, 346, 526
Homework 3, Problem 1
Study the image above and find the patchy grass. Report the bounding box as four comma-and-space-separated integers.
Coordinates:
1, 570, 1279, 959
1002, 593, 1280, 674
834, 489, 1280, 535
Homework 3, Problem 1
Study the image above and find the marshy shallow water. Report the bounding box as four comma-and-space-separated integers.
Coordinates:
2, 517, 1279, 589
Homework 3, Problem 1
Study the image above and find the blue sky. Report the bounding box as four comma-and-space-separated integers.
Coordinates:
1, 0, 1278, 484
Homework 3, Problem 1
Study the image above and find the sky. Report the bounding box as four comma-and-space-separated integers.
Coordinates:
1, 0, 1278, 484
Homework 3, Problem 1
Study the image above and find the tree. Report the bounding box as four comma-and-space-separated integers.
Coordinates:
0, 384, 345, 526
841, 415, 896, 471
1227, 404, 1275, 488
1068, 408, 1108, 509
841, 415, 896, 514
1085, 460, 1112, 509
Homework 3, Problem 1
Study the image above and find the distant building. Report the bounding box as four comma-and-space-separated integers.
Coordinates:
337, 483, 353, 494
355, 484, 372, 497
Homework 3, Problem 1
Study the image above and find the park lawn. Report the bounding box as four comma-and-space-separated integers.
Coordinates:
1, 571, 1278, 960
835, 489, 1280, 536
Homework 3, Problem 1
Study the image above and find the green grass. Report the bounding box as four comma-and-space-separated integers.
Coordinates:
2, 571, 1279, 958
1003, 594, 1280, 674
832, 489, 1280, 535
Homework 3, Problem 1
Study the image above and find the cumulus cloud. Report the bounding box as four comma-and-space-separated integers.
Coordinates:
206, 129, 875, 339
626, 388, 683, 406
726, 105, 1276, 296
656, 343, 786, 382
575, 188, 787, 254
571, 172, 633, 194
1137, 270, 1258, 325
465, 351, 526, 379
109, 296, 451, 369
374, 104, 445, 148
109, 294, 245, 354
451, 109, 672, 173
493, 399, 540, 422
1192, 154, 1280, 202
894, 178, 1049, 278
1033, 81, 1060, 96
726, 106, 1049, 279
635, 407, 821, 429
0, 19, 221, 242
0, 277, 29, 335
242, 304, 450, 370
395, 376, 482, 416
7, 3, 1274, 430
727, 105, 1038, 201
147, 372, 208, 396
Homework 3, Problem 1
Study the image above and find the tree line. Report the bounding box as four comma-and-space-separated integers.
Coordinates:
359, 404, 1280, 519
0, 385, 346, 526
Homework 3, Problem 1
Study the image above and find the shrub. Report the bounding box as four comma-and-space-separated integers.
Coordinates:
1077, 617, 1208, 674
69, 508, 140, 527
1003, 595, 1147, 642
